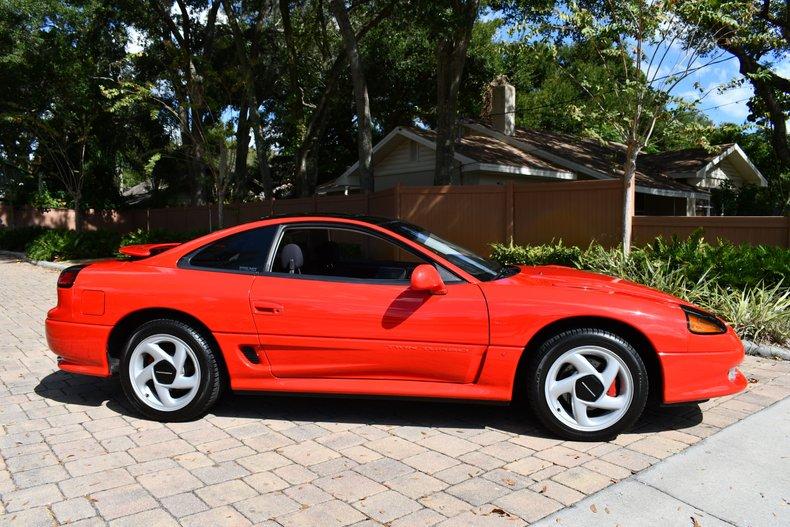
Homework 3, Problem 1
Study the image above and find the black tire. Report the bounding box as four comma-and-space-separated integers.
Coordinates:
119, 319, 221, 421
527, 328, 649, 441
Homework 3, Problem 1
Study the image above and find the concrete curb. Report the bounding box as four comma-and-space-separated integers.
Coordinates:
743, 339, 790, 360
0, 250, 103, 271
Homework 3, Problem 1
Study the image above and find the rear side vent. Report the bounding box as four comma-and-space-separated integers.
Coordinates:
240, 345, 261, 364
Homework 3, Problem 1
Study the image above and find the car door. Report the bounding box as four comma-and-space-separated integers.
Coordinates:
249, 223, 489, 383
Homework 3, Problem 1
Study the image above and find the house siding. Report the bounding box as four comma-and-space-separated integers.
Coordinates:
695, 165, 744, 189
376, 140, 435, 177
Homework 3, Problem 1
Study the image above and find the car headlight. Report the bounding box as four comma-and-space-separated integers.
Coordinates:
681, 305, 727, 334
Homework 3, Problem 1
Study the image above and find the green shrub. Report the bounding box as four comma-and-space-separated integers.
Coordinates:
5, 227, 206, 261
490, 240, 581, 266
116, 228, 206, 257
490, 232, 790, 345
25, 230, 123, 261
0, 226, 47, 252
706, 283, 790, 344
119, 228, 204, 247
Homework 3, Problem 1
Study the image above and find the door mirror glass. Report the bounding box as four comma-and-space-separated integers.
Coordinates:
410, 264, 447, 295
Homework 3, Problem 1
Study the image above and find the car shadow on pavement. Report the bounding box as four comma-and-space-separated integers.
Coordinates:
34, 370, 702, 438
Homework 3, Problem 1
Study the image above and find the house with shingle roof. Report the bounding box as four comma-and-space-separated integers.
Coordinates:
322, 84, 766, 216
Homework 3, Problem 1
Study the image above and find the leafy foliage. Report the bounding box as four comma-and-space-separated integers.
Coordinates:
24, 230, 123, 261
0, 0, 786, 214
0, 226, 46, 251
0, 227, 203, 261
118, 228, 205, 248
491, 231, 790, 344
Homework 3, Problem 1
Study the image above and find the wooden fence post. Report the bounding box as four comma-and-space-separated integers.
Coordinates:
505, 181, 514, 245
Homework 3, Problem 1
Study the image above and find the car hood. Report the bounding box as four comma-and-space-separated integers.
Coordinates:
510, 265, 683, 306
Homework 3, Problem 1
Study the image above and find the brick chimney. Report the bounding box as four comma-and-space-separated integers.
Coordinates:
491, 81, 515, 135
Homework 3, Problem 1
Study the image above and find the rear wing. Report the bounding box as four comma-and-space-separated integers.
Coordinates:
118, 243, 181, 259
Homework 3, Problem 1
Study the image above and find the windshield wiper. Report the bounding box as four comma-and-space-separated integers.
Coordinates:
492, 265, 519, 280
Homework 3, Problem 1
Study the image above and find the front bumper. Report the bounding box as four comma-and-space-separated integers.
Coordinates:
660, 330, 747, 404
45, 318, 112, 377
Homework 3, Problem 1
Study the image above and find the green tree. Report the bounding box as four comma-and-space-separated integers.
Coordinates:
538, 0, 726, 253
1, 1, 136, 228
676, 0, 790, 168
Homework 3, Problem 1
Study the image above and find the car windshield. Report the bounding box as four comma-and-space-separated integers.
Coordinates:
383, 221, 510, 281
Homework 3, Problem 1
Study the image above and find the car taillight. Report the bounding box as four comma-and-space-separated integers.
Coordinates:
57, 265, 87, 288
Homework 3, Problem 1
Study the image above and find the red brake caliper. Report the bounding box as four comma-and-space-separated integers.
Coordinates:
606, 380, 617, 397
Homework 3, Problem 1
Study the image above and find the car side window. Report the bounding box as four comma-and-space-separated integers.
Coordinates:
270, 226, 460, 283
187, 226, 278, 273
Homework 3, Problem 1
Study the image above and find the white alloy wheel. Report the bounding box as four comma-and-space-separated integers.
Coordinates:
128, 334, 201, 412
543, 345, 633, 432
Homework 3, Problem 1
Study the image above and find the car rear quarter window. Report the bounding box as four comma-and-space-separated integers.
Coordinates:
185, 226, 277, 274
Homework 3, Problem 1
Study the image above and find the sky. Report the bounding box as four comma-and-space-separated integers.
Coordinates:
672, 54, 790, 125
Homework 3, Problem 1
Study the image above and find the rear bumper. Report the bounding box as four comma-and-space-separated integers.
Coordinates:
660, 333, 746, 404
45, 318, 112, 377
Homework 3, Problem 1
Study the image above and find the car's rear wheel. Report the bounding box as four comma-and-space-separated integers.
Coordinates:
120, 319, 221, 421
527, 328, 648, 441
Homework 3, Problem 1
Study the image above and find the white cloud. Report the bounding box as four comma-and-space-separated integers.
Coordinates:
674, 59, 753, 124
125, 26, 147, 54
702, 82, 753, 122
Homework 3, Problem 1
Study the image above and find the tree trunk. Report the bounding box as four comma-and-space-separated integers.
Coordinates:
621, 138, 640, 255
279, 0, 309, 195
234, 101, 250, 197
292, 2, 394, 195
435, 44, 455, 185
718, 43, 790, 168
250, 105, 273, 198
217, 192, 224, 229
222, 0, 273, 197
330, 0, 374, 193
73, 193, 83, 232
433, 1, 478, 186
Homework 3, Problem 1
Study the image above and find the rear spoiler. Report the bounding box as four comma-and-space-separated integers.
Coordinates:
118, 242, 181, 259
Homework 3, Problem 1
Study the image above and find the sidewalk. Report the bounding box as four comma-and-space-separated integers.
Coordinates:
533, 397, 790, 527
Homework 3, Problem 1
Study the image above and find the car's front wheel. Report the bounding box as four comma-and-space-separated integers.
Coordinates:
120, 319, 221, 421
527, 328, 648, 441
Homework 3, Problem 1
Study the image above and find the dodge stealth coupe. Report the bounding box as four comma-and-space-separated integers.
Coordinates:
46, 214, 747, 440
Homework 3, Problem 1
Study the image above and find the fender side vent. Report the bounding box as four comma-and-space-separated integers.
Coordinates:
240, 345, 261, 364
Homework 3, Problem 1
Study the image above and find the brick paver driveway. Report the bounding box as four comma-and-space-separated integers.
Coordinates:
1, 253, 788, 526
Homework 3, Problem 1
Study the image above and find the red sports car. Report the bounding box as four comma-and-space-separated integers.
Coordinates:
46, 214, 746, 440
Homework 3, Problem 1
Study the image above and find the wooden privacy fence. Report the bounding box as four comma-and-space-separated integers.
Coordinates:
632, 216, 790, 248
1, 180, 788, 251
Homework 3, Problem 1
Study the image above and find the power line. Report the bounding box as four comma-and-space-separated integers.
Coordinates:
699, 97, 751, 112
487, 92, 750, 118
486, 93, 592, 117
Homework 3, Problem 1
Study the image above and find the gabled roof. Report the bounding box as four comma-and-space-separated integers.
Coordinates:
330, 120, 763, 199
464, 121, 711, 198
406, 127, 572, 174
640, 143, 766, 186
333, 125, 575, 186
640, 145, 732, 177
